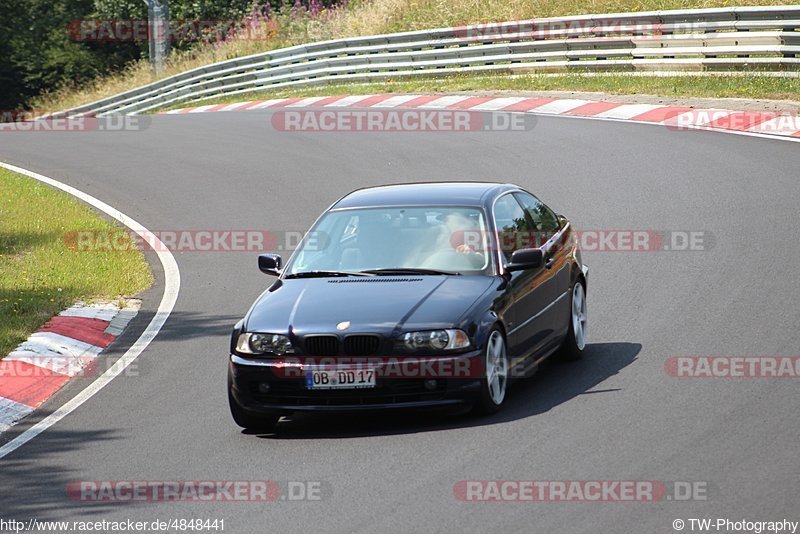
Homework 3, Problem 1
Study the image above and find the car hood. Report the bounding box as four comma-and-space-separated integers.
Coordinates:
245, 275, 496, 335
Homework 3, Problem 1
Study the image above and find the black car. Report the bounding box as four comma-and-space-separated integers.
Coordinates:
228, 182, 588, 430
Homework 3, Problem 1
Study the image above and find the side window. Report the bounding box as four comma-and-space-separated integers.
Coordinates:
514, 192, 560, 245
493, 194, 533, 263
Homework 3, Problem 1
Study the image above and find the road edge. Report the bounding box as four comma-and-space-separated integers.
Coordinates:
0, 162, 181, 460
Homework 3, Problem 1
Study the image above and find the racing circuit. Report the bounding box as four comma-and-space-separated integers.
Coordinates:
0, 103, 798, 532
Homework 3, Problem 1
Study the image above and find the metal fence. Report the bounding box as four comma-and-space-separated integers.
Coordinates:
56, 6, 800, 117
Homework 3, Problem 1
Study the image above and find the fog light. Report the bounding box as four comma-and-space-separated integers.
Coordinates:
258, 383, 271, 393
424, 379, 437, 390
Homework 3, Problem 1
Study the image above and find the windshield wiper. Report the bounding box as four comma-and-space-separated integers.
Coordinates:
285, 270, 375, 279
361, 268, 461, 276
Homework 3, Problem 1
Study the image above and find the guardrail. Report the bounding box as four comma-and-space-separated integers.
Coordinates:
56, 6, 800, 117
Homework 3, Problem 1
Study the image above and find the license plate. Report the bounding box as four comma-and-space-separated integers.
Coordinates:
305, 367, 376, 390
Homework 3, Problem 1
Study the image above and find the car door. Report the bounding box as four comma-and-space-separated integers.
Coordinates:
492, 193, 557, 366
513, 191, 571, 342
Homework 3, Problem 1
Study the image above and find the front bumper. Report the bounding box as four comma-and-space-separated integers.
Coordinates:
229, 351, 483, 412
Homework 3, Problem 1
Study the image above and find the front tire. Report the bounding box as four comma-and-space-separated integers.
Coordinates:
557, 280, 587, 362
474, 328, 509, 415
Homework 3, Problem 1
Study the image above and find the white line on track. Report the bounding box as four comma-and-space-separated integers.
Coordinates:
0, 162, 181, 460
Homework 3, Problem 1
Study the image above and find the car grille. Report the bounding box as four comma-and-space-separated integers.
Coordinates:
343, 335, 380, 356
303, 335, 339, 357
302, 334, 382, 356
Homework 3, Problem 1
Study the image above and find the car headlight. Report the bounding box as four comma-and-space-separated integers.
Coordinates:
400, 329, 470, 352
235, 333, 294, 356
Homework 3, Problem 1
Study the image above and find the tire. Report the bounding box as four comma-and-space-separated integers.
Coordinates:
473, 328, 509, 415
228, 388, 280, 431
557, 280, 587, 362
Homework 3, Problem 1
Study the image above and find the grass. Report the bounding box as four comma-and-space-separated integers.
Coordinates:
154, 71, 800, 111
378, 0, 792, 33
0, 168, 152, 357
32, 0, 796, 112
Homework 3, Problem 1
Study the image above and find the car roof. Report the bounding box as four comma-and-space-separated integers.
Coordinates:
331, 182, 520, 210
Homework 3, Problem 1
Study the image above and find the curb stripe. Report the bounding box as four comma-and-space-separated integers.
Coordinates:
269, 98, 305, 107
417, 95, 472, 109
39, 316, 115, 348
447, 97, 495, 109
217, 102, 254, 112
306, 95, 351, 107
667, 109, 734, 127
188, 105, 218, 114
286, 96, 331, 107
242, 99, 286, 110
705, 111, 776, 131
5, 351, 95, 378
563, 101, 623, 116
7, 332, 103, 377
469, 97, 528, 111
0, 302, 141, 428
236, 100, 268, 110
500, 98, 557, 112
355, 94, 398, 107
531, 99, 592, 114
21, 332, 103, 358
323, 95, 374, 107
59, 304, 120, 321
748, 115, 800, 135
395, 95, 443, 108
594, 104, 663, 120
0, 361, 71, 408
628, 106, 694, 123
371, 95, 423, 108
158, 94, 800, 140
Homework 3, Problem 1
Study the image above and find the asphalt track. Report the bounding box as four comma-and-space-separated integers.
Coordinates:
1, 108, 799, 533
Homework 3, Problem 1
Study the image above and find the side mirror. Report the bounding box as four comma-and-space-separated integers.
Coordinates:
506, 248, 543, 272
258, 253, 282, 276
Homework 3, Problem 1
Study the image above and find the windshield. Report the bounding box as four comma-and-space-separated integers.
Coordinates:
285, 206, 493, 276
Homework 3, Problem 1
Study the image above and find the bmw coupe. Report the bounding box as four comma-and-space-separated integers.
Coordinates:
228, 182, 588, 430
